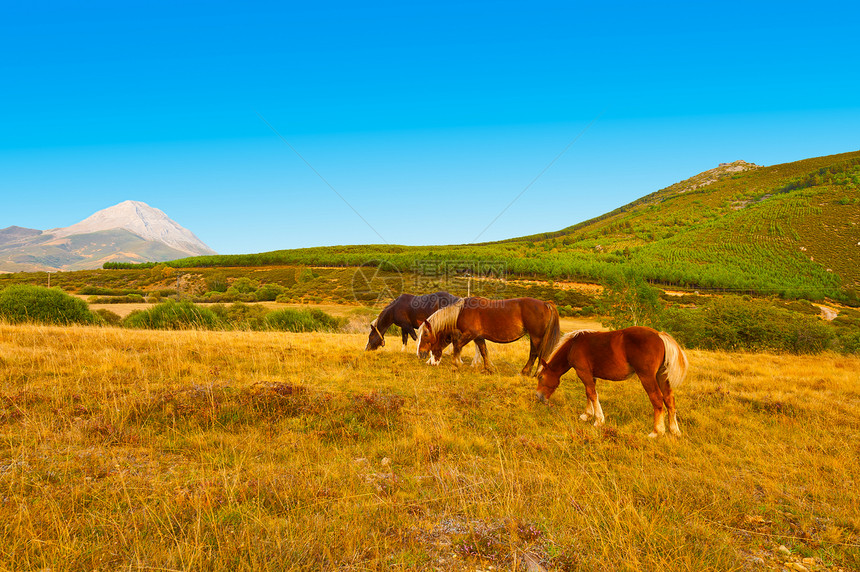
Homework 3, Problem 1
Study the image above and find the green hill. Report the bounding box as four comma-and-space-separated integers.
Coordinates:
107, 150, 860, 302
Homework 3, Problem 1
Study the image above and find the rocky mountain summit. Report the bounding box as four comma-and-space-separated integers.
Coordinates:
667, 160, 760, 194
48, 200, 215, 257
0, 200, 216, 272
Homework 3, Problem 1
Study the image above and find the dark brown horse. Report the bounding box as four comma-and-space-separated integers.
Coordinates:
417, 297, 561, 376
365, 292, 462, 351
536, 327, 688, 437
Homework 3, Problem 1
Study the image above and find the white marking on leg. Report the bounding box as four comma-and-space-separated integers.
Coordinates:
655, 409, 666, 435
593, 394, 605, 426
581, 399, 594, 421
669, 412, 681, 436
401, 343, 407, 352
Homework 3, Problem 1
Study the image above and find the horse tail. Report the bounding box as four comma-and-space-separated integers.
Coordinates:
658, 332, 688, 388
537, 302, 562, 364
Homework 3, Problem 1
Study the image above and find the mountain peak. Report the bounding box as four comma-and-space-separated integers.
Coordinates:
50, 200, 216, 256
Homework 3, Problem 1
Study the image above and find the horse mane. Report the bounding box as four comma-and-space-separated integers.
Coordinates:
417, 298, 465, 343
427, 298, 464, 333
371, 298, 400, 331
547, 329, 597, 362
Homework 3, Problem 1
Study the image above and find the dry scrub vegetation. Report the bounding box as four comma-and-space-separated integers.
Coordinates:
1, 323, 859, 571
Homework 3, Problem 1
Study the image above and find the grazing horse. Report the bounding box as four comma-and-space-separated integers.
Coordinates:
536, 327, 688, 437
365, 292, 462, 351
417, 297, 561, 376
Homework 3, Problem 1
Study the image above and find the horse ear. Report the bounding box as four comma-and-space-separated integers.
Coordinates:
424, 321, 433, 334
539, 358, 549, 369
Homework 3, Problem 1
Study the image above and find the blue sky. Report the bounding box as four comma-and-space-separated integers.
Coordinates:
2, 1, 859, 254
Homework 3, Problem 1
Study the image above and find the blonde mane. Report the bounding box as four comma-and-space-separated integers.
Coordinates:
417, 299, 465, 343
547, 329, 597, 362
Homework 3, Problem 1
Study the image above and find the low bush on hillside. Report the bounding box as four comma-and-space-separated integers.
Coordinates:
78, 286, 173, 297
88, 294, 145, 304
94, 308, 122, 326
254, 283, 286, 301
264, 308, 345, 332
123, 300, 221, 330
662, 297, 836, 354
120, 300, 346, 333
209, 302, 270, 330
0, 285, 98, 325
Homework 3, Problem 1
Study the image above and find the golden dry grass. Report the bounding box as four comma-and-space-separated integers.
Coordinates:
1, 323, 859, 571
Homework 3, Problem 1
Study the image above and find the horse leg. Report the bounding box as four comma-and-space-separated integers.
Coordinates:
451, 335, 469, 369
577, 370, 604, 427
401, 330, 410, 352
639, 373, 667, 438
470, 341, 483, 367
473, 338, 493, 373
521, 335, 540, 376
657, 369, 681, 436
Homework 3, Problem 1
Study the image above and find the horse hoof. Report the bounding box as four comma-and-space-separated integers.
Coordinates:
579, 413, 589, 421
648, 432, 659, 438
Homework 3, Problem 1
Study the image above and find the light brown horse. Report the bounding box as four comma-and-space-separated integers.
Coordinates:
537, 327, 688, 437
417, 297, 561, 376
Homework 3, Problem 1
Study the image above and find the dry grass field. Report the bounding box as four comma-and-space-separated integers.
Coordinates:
1, 323, 859, 571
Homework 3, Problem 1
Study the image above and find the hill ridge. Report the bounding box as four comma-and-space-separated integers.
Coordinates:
144, 149, 859, 300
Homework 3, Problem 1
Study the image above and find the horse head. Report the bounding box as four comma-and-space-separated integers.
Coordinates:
535, 358, 561, 402
416, 321, 434, 360
365, 319, 385, 351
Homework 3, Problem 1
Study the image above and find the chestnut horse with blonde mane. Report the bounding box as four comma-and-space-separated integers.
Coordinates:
417, 297, 561, 376
537, 326, 688, 437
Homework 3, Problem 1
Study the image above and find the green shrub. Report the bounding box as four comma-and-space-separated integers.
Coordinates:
201, 292, 237, 303
88, 294, 147, 304
94, 309, 123, 326
123, 300, 221, 330
836, 330, 860, 354
599, 270, 662, 329
298, 268, 317, 283
227, 277, 258, 295
0, 285, 98, 325
209, 302, 270, 330
255, 283, 286, 302
79, 286, 146, 296
205, 273, 228, 293
275, 292, 295, 303
662, 297, 836, 354
264, 308, 344, 332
